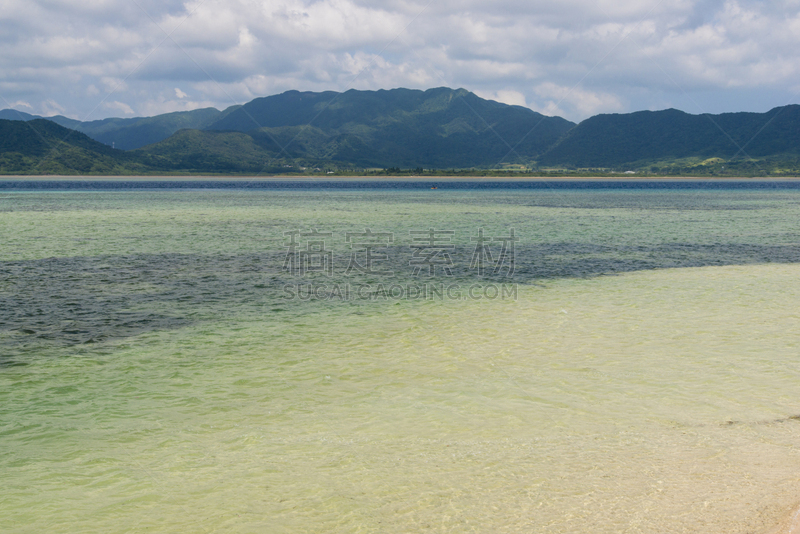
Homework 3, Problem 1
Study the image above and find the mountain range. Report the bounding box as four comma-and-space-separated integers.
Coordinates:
2, 87, 800, 175
539, 106, 800, 171
0, 106, 238, 150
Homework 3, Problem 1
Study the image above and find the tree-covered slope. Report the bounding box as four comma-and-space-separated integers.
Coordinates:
8, 88, 800, 175
0, 109, 40, 121
539, 105, 800, 167
133, 129, 278, 173
53, 108, 238, 150
0, 119, 146, 174
2, 88, 575, 169
0, 107, 242, 150
205, 87, 575, 168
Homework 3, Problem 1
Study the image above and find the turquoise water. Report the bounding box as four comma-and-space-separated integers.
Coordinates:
2, 185, 800, 533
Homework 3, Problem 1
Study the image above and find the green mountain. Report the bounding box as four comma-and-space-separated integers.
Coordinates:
5, 89, 800, 175
203, 87, 576, 167
0, 109, 40, 121
2, 87, 576, 166
133, 129, 279, 173
539, 105, 800, 168
0, 107, 241, 150
55, 108, 229, 150
0, 119, 146, 174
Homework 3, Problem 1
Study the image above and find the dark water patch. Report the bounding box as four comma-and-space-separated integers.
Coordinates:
0, 253, 265, 357
3, 180, 800, 192
3, 241, 800, 358
510, 243, 800, 279
2, 189, 796, 218
0, 360, 29, 368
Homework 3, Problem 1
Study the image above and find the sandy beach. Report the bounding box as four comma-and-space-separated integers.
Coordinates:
772, 504, 800, 534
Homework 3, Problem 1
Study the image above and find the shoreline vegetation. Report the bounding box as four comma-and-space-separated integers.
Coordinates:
2, 174, 800, 181
3, 161, 800, 178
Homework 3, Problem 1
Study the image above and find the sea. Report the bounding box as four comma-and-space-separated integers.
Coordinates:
1, 179, 800, 533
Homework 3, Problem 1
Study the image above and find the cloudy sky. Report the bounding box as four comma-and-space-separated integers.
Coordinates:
2, 0, 799, 123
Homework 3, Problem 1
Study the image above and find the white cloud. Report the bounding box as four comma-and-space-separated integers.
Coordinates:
10, 100, 33, 109
100, 77, 128, 94
138, 93, 218, 116
40, 99, 65, 116
532, 82, 624, 119
103, 101, 135, 115
476, 90, 528, 108
1, 0, 800, 121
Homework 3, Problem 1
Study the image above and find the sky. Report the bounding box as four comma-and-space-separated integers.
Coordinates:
2, 0, 800, 123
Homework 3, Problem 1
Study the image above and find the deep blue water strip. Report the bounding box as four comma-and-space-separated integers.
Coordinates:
2, 180, 800, 191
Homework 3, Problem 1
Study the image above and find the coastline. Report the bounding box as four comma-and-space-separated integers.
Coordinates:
1, 174, 800, 182
771, 503, 800, 534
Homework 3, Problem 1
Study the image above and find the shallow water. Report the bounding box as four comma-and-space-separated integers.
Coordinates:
2, 184, 800, 533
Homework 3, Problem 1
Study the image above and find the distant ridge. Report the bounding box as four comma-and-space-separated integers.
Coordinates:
0, 109, 40, 122
1, 88, 573, 166
539, 105, 800, 168
200, 87, 575, 168
3, 88, 800, 175
0, 119, 143, 174
0, 107, 240, 150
